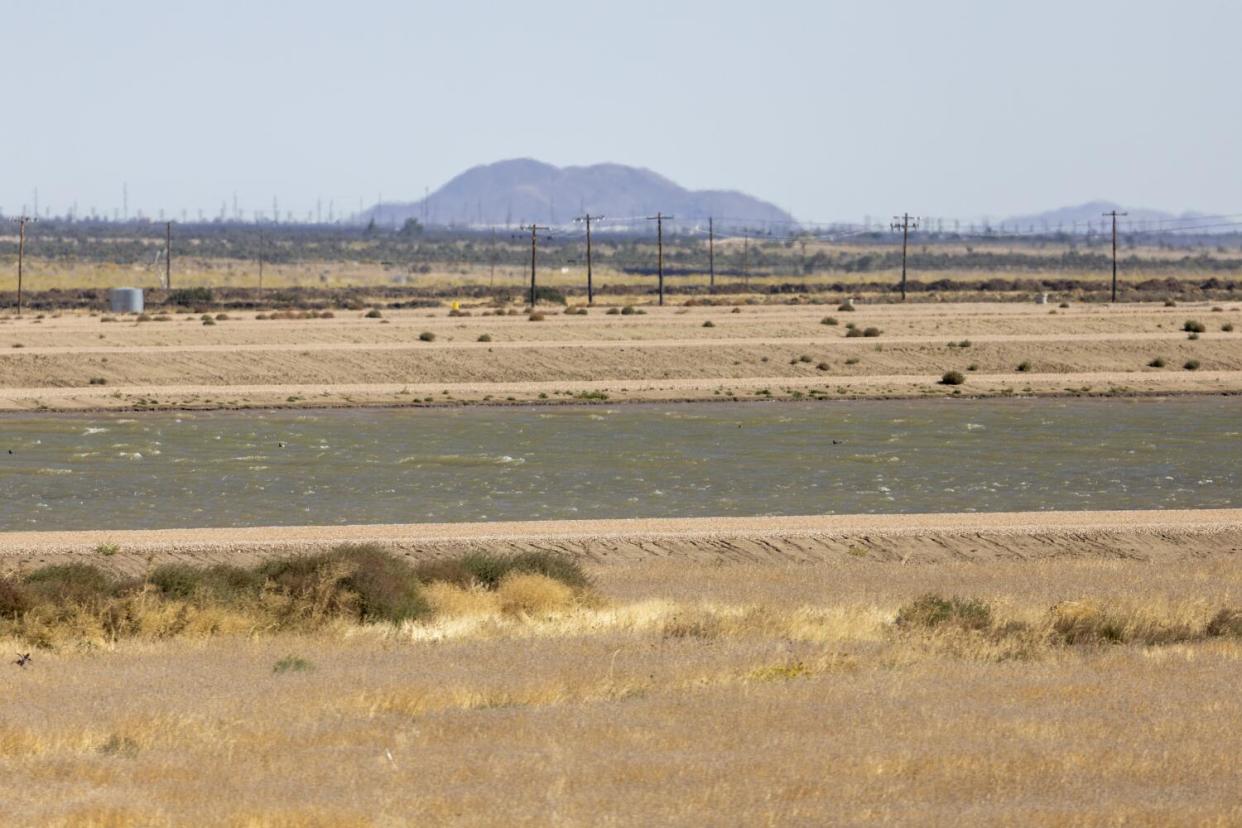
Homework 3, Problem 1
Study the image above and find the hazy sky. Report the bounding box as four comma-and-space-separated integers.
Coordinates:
5, 0, 1240, 223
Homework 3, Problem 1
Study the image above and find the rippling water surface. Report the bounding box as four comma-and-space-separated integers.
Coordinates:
0, 398, 1238, 530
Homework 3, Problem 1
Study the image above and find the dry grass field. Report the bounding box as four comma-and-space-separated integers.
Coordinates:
0, 300, 1240, 411
2, 542, 1241, 825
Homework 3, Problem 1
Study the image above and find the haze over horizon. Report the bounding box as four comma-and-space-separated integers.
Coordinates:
5, 0, 1240, 224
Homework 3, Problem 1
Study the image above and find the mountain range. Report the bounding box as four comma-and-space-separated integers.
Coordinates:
358, 159, 796, 228
1002, 200, 1203, 231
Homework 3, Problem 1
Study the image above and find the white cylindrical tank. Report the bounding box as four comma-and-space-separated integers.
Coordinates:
109, 287, 144, 314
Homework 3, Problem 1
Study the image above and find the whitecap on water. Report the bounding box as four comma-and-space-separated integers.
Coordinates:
82, 427, 108, 435
398, 454, 524, 467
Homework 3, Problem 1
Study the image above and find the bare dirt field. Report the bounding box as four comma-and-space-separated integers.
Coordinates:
0, 300, 1240, 411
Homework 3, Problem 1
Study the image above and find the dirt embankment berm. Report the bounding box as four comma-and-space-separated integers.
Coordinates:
1, 509, 1239, 575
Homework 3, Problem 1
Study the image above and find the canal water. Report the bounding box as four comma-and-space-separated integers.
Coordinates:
0, 398, 1238, 530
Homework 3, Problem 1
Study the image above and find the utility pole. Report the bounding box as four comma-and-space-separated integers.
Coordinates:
258, 229, 264, 291
891, 213, 919, 301
165, 221, 173, 289
10, 215, 34, 316
1103, 209, 1128, 302
646, 212, 674, 305
708, 217, 715, 289
574, 213, 603, 304
522, 224, 549, 307
489, 227, 496, 287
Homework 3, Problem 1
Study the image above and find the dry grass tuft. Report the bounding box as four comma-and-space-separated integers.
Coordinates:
496, 573, 577, 616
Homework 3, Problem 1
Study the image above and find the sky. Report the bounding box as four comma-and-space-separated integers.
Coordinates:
4, 0, 1241, 224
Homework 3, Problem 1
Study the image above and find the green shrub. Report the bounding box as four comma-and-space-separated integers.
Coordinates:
895, 594, 992, 632
1206, 608, 1242, 637
620, 305, 637, 315
820, 316, 838, 326
23, 564, 116, 605
257, 545, 429, 623
845, 327, 864, 338
149, 563, 261, 602
419, 550, 590, 591
532, 286, 567, 305
168, 287, 213, 307
862, 327, 882, 337
0, 578, 33, 618
272, 655, 315, 673
477, 333, 492, 342
940, 370, 966, 385
418, 331, 436, 342
1183, 320, 1205, 333
331, 545, 429, 623
364, 308, 383, 319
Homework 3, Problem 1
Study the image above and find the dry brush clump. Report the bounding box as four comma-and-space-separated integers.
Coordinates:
890, 592, 1242, 656
0, 546, 592, 646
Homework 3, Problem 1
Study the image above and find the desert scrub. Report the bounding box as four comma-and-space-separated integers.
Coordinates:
364, 308, 383, 318
895, 594, 992, 632
820, 316, 838, 326
414, 550, 590, 592
1016, 360, 1032, 372
477, 333, 492, 342
862, 327, 882, 337
1183, 320, 1206, 333
940, 370, 965, 386
1184, 359, 1201, 371
1148, 357, 1166, 368
702, 320, 715, 328
528, 312, 546, 322
272, 655, 315, 674
418, 331, 436, 342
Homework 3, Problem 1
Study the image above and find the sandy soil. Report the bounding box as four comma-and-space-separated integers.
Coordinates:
2, 509, 1238, 573
0, 301, 1240, 410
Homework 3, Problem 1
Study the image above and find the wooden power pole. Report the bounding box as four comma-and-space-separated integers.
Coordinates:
646, 212, 674, 305
1103, 209, 1128, 302
165, 221, 172, 289
891, 213, 919, 301
10, 215, 34, 316
523, 224, 549, 307
574, 213, 603, 304
708, 216, 715, 289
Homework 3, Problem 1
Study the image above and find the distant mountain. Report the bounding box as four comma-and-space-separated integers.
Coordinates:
358, 159, 796, 228
1003, 200, 1202, 231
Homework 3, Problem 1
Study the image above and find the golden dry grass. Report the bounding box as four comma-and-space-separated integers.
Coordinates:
2, 555, 1240, 824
